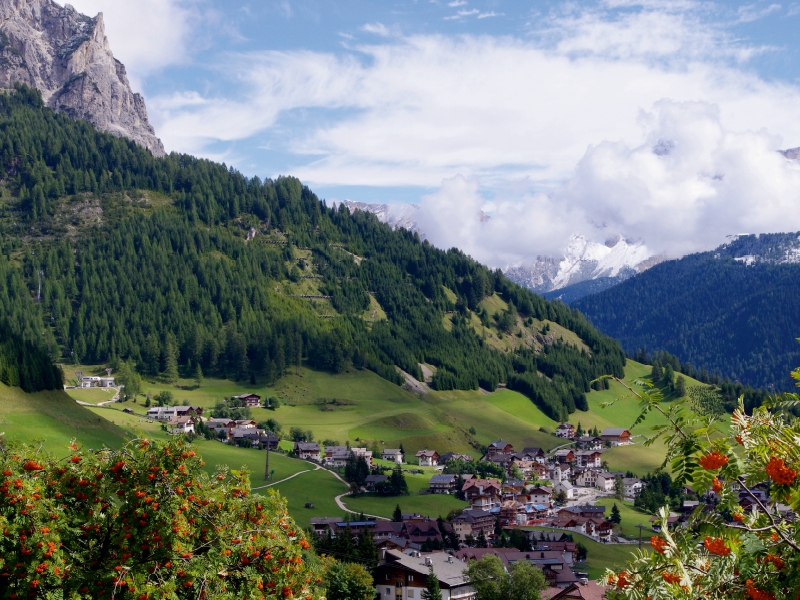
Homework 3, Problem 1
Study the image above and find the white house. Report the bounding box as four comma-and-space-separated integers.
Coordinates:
623, 477, 644, 497
167, 416, 195, 435
294, 442, 322, 462
596, 471, 623, 493
528, 486, 553, 507
554, 480, 574, 500
382, 449, 404, 463
556, 423, 576, 439
416, 450, 440, 467
80, 376, 115, 388
147, 406, 178, 421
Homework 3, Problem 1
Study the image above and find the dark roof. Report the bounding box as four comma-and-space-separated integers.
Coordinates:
561, 505, 605, 514
489, 440, 512, 448
430, 474, 458, 484
602, 428, 629, 436
366, 475, 388, 484
294, 442, 320, 451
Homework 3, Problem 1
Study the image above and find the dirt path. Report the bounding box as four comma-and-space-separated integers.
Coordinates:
399, 369, 430, 395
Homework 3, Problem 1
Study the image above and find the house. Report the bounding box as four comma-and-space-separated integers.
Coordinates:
324, 446, 352, 468
528, 486, 553, 507
576, 436, 604, 451
206, 417, 236, 432
234, 419, 257, 429
575, 451, 602, 469
553, 480, 574, 500
596, 471, 624, 493
543, 581, 609, 600
166, 416, 195, 435
558, 505, 606, 520
554, 449, 575, 464
80, 375, 116, 388
623, 477, 643, 497
462, 478, 503, 511
382, 448, 404, 463
146, 406, 178, 421
429, 474, 459, 494
650, 514, 680, 532
556, 423, 576, 439
486, 440, 514, 457
294, 442, 322, 462
519, 447, 546, 463
230, 429, 279, 449
234, 393, 261, 407
601, 428, 632, 446
365, 474, 389, 491
439, 452, 473, 464
374, 550, 476, 600
452, 509, 495, 541
574, 468, 599, 488
454, 549, 579, 589
549, 463, 571, 482
416, 449, 440, 467
531, 462, 549, 480
309, 517, 343, 536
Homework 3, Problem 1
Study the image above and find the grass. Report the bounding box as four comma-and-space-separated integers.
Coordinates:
527, 527, 644, 580
268, 469, 348, 530
64, 387, 117, 404
593, 497, 655, 539
0, 382, 128, 453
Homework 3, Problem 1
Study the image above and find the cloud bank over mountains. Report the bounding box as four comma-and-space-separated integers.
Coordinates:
66, 0, 800, 267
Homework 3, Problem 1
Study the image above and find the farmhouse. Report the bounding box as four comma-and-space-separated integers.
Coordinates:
577, 436, 604, 450
294, 442, 322, 462
486, 440, 514, 457
528, 486, 553, 507
454, 548, 579, 589
596, 471, 624, 493
233, 393, 261, 407
601, 428, 632, 446
574, 468, 599, 488
558, 505, 606, 520
518, 447, 546, 463
439, 452, 473, 464
416, 449, 440, 467
374, 550, 475, 600
381, 448, 404, 463
365, 474, 388, 491
462, 478, 502, 510
554, 449, 575, 464
80, 375, 116, 388
166, 416, 195, 435
623, 477, 644, 497
556, 423, 576, 439
428, 474, 459, 494
575, 451, 602, 468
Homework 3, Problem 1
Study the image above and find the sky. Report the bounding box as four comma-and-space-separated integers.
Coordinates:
68, 0, 800, 267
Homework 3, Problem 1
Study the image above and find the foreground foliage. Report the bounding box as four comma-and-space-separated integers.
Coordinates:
0, 438, 321, 599
603, 367, 800, 599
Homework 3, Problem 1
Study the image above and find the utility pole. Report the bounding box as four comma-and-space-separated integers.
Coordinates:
264, 438, 270, 481
636, 523, 647, 549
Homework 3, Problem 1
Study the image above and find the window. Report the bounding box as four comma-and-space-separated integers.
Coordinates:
386, 588, 391, 595
408, 591, 415, 598
408, 575, 414, 582
386, 575, 390, 581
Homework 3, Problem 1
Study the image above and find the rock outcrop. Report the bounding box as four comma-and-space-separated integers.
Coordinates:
0, 0, 165, 156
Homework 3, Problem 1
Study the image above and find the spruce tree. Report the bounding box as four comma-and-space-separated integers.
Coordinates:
610, 503, 622, 524
421, 566, 441, 600
392, 504, 403, 522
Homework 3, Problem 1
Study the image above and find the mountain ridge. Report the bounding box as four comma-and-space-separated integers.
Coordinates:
0, 0, 164, 155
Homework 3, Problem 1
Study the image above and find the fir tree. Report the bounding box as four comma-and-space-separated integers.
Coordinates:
421, 566, 441, 600
610, 503, 622, 524
392, 504, 403, 522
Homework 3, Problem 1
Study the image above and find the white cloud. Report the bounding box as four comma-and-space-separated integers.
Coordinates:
737, 3, 782, 23
444, 9, 479, 20
448, 0, 468, 6
68, 0, 197, 80
150, 2, 800, 261
361, 22, 392, 37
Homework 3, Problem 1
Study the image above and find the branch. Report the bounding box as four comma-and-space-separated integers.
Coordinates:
737, 476, 800, 553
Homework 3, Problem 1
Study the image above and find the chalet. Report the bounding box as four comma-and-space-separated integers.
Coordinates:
485, 453, 512, 470
405, 519, 445, 545
574, 468, 599, 488
462, 478, 502, 511
416, 449, 440, 467
575, 451, 602, 469
309, 517, 342, 536
233, 393, 261, 407
234, 419, 257, 429
80, 375, 116, 388
558, 506, 606, 520
452, 509, 495, 541
556, 423, 576, 439
519, 447, 546, 463
500, 500, 529, 526
230, 428, 279, 449
577, 436, 604, 451
146, 406, 178, 421
173, 406, 203, 417
486, 440, 514, 457
206, 418, 236, 432
510, 458, 537, 479
294, 442, 322, 462
601, 428, 632, 446
440, 452, 473, 464
554, 449, 575, 464
429, 474, 459, 494
531, 462, 549, 480
544, 581, 610, 600
528, 486, 553, 506
374, 550, 475, 600
650, 514, 680, 532
502, 479, 527, 497
553, 480, 574, 500
454, 549, 578, 589
596, 471, 624, 493
324, 446, 352, 468
623, 477, 644, 497
166, 416, 195, 435
381, 448, 404, 463
365, 474, 388, 491
549, 516, 611, 541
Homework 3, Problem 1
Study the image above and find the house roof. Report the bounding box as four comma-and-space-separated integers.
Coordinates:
453, 509, 493, 523
489, 440, 512, 449
555, 449, 574, 456
167, 416, 194, 425
429, 474, 458, 484
382, 550, 470, 589
173, 406, 201, 412
416, 450, 439, 458
529, 487, 553, 495
601, 428, 629, 436
382, 448, 402, 454
560, 505, 605, 515
234, 394, 260, 399
521, 447, 544, 455
294, 442, 320, 451
622, 477, 642, 485
366, 475, 388, 484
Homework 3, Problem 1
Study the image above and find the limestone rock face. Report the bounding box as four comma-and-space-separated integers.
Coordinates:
0, 0, 165, 156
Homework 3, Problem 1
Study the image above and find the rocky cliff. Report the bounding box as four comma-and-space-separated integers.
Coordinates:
0, 0, 165, 156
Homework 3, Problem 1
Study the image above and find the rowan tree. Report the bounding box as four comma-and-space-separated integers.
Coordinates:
602, 367, 800, 599
0, 437, 322, 599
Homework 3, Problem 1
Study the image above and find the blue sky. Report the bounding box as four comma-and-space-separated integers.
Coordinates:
70, 0, 800, 265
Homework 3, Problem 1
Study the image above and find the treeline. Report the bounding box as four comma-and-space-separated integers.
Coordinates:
0, 320, 62, 392
574, 248, 800, 391
0, 85, 625, 418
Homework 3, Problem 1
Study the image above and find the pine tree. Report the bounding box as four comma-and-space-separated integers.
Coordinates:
193, 362, 203, 388
392, 504, 403, 522
610, 503, 622, 524
163, 335, 179, 383
476, 530, 488, 548
421, 566, 441, 600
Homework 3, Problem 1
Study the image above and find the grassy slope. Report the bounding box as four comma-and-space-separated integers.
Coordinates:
593, 497, 655, 539
0, 382, 127, 452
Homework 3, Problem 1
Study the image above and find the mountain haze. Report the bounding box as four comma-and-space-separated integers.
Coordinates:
0, 0, 164, 155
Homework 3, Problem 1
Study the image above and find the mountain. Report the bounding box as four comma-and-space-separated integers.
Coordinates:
340, 200, 661, 297
0, 0, 164, 155
0, 86, 626, 422
573, 232, 800, 391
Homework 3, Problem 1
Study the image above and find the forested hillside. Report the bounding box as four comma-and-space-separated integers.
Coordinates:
0, 320, 62, 392
574, 240, 800, 390
0, 85, 624, 420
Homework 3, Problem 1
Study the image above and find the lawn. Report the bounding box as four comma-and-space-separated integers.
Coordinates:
527, 527, 644, 580
0, 382, 128, 453
267, 468, 349, 530
344, 489, 468, 521
64, 387, 117, 405
593, 497, 655, 539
